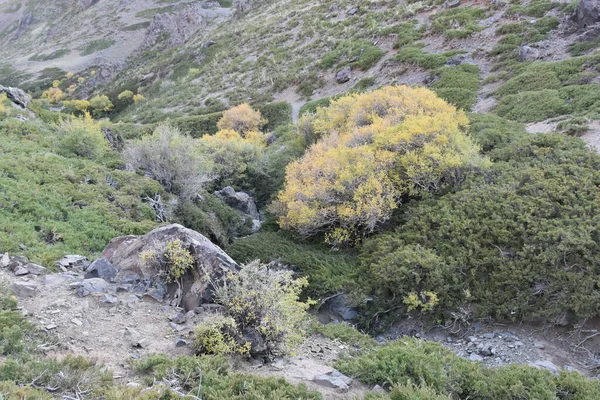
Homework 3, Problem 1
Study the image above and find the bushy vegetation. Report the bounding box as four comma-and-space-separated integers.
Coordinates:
320, 40, 385, 71
0, 117, 160, 265
430, 7, 487, 38
336, 337, 600, 399
359, 116, 600, 321
274, 86, 487, 246
394, 46, 463, 70
431, 63, 480, 110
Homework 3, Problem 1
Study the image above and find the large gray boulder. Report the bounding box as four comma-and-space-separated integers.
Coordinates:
101, 224, 238, 310
572, 0, 600, 30
0, 86, 31, 108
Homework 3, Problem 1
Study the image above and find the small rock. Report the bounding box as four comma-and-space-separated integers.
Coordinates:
169, 322, 185, 332
347, 7, 359, 15
71, 318, 83, 326
11, 281, 38, 298
45, 323, 58, 330
102, 294, 120, 305
169, 312, 187, 325
515, 341, 524, 347
468, 336, 478, 343
336, 67, 352, 84
85, 258, 118, 281
133, 338, 148, 348
479, 346, 495, 357
26, 263, 46, 275
481, 333, 494, 339
314, 370, 352, 391
0, 252, 10, 268
14, 266, 29, 276
534, 342, 545, 349
77, 278, 110, 297
531, 360, 560, 375
175, 338, 187, 347
19, 244, 27, 251
372, 384, 385, 393
469, 353, 484, 362
127, 382, 141, 388
7, 256, 28, 270
56, 255, 90, 271
519, 45, 540, 62
447, 0, 461, 7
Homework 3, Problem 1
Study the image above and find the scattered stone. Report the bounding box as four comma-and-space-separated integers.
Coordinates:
56, 255, 90, 271
515, 341, 524, 347
314, 370, 352, 391
0, 252, 9, 268
26, 263, 46, 275
336, 67, 352, 84
203, 40, 217, 48
175, 338, 188, 347
468, 336, 478, 343
519, 45, 540, 62
534, 342, 545, 349
531, 360, 560, 375
479, 346, 495, 357
45, 323, 58, 330
481, 333, 494, 339
372, 385, 386, 393
447, 0, 461, 8
14, 266, 29, 276
169, 322, 185, 332
7, 256, 28, 270
11, 281, 38, 298
169, 312, 187, 325
347, 7, 359, 16
85, 258, 118, 281
214, 186, 260, 220
77, 278, 110, 297
469, 353, 484, 362
102, 294, 120, 305
18, 244, 27, 251
132, 338, 148, 349
71, 318, 83, 326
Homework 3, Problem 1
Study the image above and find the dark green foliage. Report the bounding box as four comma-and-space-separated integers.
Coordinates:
228, 231, 359, 299
431, 7, 487, 38
299, 96, 335, 116
103, 122, 157, 141
80, 38, 115, 56
557, 117, 590, 136
432, 64, 480, 110
255, 102, 293, 132
134, 354, 321, 399
0, 63, 31, 87
394, 47, 462, 70
570, 38, 600, 56
28, 49, 70, 62
352, 77, 377, 92
336, 338, 600, 399
508, 0, 560, 17
174, 194, 254, 248
360, 129, 600, 321
495, 89, 568, 121
467, 113, 528, 153
310, 322, 376, 350
0, 118, 160, 265
320, 40, 385, 71
378, 21, 422, 49
122, 21, 151, 31
170, 111, 223, 137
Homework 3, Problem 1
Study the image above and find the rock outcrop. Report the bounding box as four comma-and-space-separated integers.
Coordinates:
101, 224, 238, 310
0, 86, 31, 108
572, 0, 600, 30
144, 3, 232, 49
214, 186, 260, 220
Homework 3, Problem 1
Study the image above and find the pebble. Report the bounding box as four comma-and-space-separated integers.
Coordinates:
71, 318, 83, 326
175, 339, 187, 347
46, 323, 58, 330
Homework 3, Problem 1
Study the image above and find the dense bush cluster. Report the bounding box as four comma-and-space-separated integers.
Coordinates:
337, 338, 600, 399
360, 115, 600, 320
274, 86, 487, 246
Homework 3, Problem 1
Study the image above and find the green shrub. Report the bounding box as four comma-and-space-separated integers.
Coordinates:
81, 38, 115, 56
228, 232, 359, 299
495, 89, 567, 122
194, 315, 250, 356
134, 354, 321, 399
215, 261, 313, 357
57, 113, 107, 159
508, 0, 560, 17
320, 40, 384, 71
170, 111, 224, 137
299, 96, 335, 116
360, 131, 600, 321
432, 64, 480, 110
394, 47, 461, 70
569, 38, 600, 56
431, 7, 487, 38
255, 102, 293, 131
467, 113, 528, 153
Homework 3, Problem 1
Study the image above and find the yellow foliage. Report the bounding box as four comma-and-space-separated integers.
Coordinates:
65, 72, 74, 79
77, 77, 85, 84
132, 93, 145, 104
0, 93, 6, 114
275, 86, 488, 246
217, 103, 267, 137
62, 99, 90, 114
52, 80, 61, 88
117, 90, 134, 101
42, 87, 66, 104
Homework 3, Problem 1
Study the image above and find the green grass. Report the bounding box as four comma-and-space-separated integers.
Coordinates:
0, 117, 161, 266
135, 6, 176, 19
320, 39, 385, 71
228, 231, 360, 299
80, 38, 115, 56
569, 38, 600, 56
122, 21, 151, 31
508, 0, 561, 18
394, 47, 463, 70
430, 7, 487, 38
